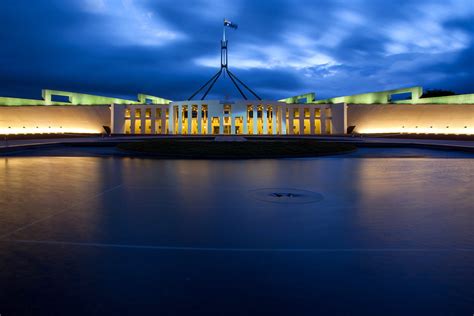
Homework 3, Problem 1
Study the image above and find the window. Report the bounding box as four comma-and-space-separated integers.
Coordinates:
304, 108, 310, 118
293, 108, 300, 118
314, 108, 321, 118
51, 94, 70, 103
134, 109, 141, 118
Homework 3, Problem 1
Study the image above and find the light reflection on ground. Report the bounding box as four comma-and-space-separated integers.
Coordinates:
0, 152, 473, 315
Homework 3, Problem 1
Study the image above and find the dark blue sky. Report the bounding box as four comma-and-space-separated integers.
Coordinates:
0, 0, 473, 101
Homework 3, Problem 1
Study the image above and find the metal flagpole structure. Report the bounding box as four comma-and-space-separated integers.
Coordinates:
187, 19, 262, 101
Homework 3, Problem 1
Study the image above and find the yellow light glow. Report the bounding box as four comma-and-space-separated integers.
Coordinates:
0, 127, 102, 135
356, 127, 473, 135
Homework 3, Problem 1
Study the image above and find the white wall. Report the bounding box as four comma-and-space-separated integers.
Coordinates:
0, 105, 110, 134
348, 104, 474, 134
331, 103, 347, 134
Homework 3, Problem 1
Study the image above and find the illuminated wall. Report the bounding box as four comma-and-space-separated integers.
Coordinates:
348, 104, 474, 134
393, 94, 474, 105
279, 92, 316, 104
282, 86, 474, 105
137, 94, 172, 105
0, 89, 172, 106
314, 87, 423, 104
1, 90, 472, 135
0, 105, 110, 134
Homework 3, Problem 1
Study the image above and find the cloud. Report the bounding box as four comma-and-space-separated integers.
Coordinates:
82, 0, 107, 13
384, 18, 470, 55
380, 0, 473, 55
195, 42, 337, 71
79, 0, 186, 46
0, 0, 473, 101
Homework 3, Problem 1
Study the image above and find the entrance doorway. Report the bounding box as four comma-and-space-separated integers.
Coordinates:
234, 117, 243, 134
223, 117, 231, 134
211, 117, 220, 134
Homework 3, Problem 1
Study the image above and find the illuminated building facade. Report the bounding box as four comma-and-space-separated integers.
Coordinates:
111, 101, 346, 135
0, 87, 473, 135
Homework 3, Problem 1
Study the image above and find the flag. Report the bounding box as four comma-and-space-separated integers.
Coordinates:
224, 19, 238, 29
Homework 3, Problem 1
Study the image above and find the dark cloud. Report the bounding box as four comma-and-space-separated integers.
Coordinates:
0, 0, 472, 101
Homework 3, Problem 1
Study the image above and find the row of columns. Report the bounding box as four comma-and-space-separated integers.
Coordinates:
171, 104, 285, 135
117, 104, 333, 135
128, 108, 168, 134
286, 106, 330, 135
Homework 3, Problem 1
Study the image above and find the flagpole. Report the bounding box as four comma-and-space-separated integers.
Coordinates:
188, 19, 262, 100
223, 20, 226, 42
221, 20, 228, 69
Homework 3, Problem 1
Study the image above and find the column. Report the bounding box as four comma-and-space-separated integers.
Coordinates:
188, 105, 192, 134
280, 106, 286, 135
219, 108, 224, 134
168, 106, 174, 134
160, 108, 165, 134
321, 107, 327, 135
288, 106, 294, 135
299, 107, 304, 135
130, 107, 136, 135
150, 107, 156, 134
197, 105, 202, 134
243, 109, 248, 134
207, 107, 212, 135
272, 107, 277, 135
253, 105, 258, 135
141, 107, 146, 135
178, 105, 183, 134
309, 107, 315, 134
263, 106, 268, 135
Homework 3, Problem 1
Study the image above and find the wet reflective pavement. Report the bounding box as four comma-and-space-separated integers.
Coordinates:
0, 153, 473, 315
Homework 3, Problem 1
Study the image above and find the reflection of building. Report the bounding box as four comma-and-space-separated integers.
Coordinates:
0, 87, 473, 135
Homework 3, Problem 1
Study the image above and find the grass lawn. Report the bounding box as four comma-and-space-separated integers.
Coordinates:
117, 139, 356, 159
